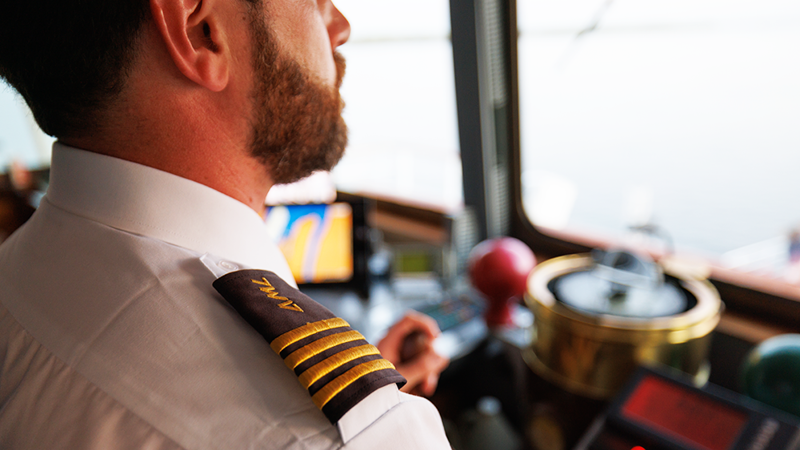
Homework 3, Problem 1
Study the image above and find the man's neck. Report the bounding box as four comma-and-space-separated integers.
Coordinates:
61, 131, 274, 215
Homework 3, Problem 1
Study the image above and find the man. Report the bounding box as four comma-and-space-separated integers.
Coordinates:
0, 0, 450, 448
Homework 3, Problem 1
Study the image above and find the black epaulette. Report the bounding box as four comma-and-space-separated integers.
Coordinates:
213, 270, 406, 423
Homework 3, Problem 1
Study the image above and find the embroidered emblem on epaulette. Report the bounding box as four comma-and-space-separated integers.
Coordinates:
251, 277, 304, 312
213, 269, 407, 423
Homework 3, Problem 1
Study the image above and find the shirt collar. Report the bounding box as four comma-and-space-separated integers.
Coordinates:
45, 143, 296, 286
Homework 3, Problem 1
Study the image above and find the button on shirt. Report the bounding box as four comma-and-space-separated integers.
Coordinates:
0, 144, 450, 449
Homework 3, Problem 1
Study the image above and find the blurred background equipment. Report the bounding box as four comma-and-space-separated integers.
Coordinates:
524, 250, 722, 399
468, 237, 536, 328
741, 334, 800, 418
576, 366, 800, 450
0, 160, 46, 243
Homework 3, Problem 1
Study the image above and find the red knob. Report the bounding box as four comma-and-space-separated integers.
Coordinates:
468, 237, 536, 327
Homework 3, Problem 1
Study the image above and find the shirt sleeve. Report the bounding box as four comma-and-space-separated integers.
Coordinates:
342, 387, 451, 450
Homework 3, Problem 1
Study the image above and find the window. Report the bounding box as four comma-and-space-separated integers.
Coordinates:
517, 0, 800, 285
0, 85, 53, 171
332, 0, 462, 212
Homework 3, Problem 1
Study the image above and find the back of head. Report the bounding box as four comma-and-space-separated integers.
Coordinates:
0, 0, 150, 139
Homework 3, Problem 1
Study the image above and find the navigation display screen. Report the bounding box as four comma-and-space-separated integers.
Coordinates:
266, 203, 353, 284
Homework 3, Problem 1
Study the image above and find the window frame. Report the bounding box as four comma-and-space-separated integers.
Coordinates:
448, 0, 800, 333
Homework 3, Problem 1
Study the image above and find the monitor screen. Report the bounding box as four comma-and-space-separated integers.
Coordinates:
621, 374, 749, 450
265, 203, 354, 284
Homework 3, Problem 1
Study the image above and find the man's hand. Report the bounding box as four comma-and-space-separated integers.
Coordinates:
377, 311, 450, 397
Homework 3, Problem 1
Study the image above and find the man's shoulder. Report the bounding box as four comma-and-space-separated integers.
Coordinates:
0, 236, 345, 449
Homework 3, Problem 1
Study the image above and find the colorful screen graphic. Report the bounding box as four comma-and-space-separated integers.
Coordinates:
265, 203, 353, 284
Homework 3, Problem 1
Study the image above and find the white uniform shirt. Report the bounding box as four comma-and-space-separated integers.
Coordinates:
0, 144, 450, 449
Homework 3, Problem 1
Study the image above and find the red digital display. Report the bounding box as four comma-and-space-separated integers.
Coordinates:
621, 375, 749, 450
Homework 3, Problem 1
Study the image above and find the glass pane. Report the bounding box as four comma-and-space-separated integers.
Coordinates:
0, 84, 53, 170
332, 0, 462, 211
518, 0, 800, 279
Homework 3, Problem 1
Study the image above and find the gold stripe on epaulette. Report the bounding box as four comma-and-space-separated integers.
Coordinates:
270, 318, 350, 353
311, 359, 397, 409
284, 330, 365, 370
298, 344, 382, 389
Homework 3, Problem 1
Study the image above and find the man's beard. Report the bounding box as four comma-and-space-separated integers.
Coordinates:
247, 13, 348, 185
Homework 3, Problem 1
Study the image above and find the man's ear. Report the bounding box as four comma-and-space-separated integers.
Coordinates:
150, 0, 229, 92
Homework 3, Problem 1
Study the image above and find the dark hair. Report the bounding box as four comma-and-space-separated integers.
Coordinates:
0, 1, 150, 138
